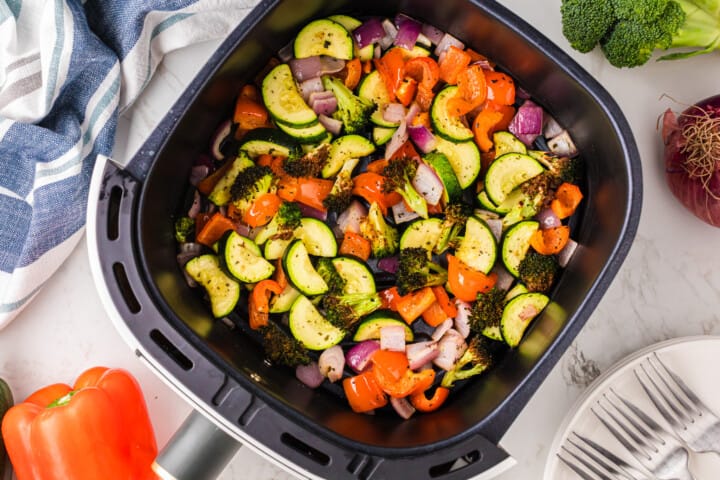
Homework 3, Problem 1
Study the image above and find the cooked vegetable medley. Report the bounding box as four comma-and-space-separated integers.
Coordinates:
176, 13, 584, 418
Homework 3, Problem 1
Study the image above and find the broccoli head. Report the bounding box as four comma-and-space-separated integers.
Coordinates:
260, 322, 311, 367
283, 143, 330, 178
323, 158, 358, 213
174, 216, 195, 243
518, 250, 559, 293
316, 257, 346, 295
560, 0, 615, 53
359, 202, 399, 259
230, 164, 274, 212
322, 75, 373, 134
534, 153, 582, 185
382, 156, 428, 218
435, 202, 474, 254
440, 335, 495, 388
469, 287, 505, 337
396, 247, 448, 295
322, 292, 382, 331
253, 201, 302, 245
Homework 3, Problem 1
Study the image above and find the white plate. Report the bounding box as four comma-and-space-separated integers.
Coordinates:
544, 335, 720, 479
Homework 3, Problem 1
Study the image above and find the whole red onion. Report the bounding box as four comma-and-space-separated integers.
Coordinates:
663, 95, 720, 227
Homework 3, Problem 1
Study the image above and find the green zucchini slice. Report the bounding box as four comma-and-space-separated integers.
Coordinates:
455, 216, 497, 274
500, 292, 549, 347
293, 19, 354, 60
261, 64, 317, 127
484, 152, 544, 205
282, 240, 328, 296
501, 220, 539, 277
185, 255, 241, 318
430, 86, 474, 142
289, 295, 345, 350
353, 312, 414, 342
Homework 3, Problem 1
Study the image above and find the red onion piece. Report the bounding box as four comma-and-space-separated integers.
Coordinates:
433, 329, 468, 371
346, 340, 380, 373
189, 165, 209, 187
354, 17, 386, 49
297, 202, 327, 221
412, 162, 444, 206
289, 56, 345, 82
336, 200, 367, 234
299, 77, 324, 102
318, 114, 342, 136
278, 41, 294, 62
383, 103, 406, 123
392, 200, 420, 224
309, 91, 338, 116
431, 318, 454, 342
491, 264, 515, 291
296, 362, 324, 388
406, 341, 439, 370
378, 256, 400, 274
536, 207, 562, 230
393, 14, 422, 50
548, 130, 579, 158
421, 23, 444, 45
509, 100, 544, 147
485, 218, 503, 243
385, 120, 408, 159
379, 19, 398, 50
557, 238, 578, 268
318, 345, 345, 383
380, 325, 407, 352
187, 190, 202, 219
210, 119, 232, 160
390, 396, 416, 419
454, 300, 472, 339
543, 114, 565, 138
405, 102, 420, 124
434, 33, 464, 57
407, 125, 437, 154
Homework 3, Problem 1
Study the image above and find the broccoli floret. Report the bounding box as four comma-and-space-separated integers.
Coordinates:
230, 164, 273, 211
435, 202, 474, 254
253, 201, 302, 245
518, 251, 559, 293
469, 287, 505, 336
283, 143, 330, 178
323, 158, 358, 213
260, 322, 311, 367
440, 335, 495, 388
322, 75, 373, 134
359, 202, 399, 259
174, 216, 195, 243
534, 153, 582, 185
396, 247, 448, 295
382, 156, 428, 218
316, 257, 346, 294
322, 292, 382, 331
561, 0, 720, 68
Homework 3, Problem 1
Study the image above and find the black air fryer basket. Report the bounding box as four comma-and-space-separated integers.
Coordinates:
87, 0, 642, 478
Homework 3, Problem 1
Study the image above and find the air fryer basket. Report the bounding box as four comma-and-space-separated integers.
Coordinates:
89, 0, 641, 478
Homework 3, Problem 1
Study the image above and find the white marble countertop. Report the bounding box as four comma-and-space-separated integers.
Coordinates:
4, 1, 720, 479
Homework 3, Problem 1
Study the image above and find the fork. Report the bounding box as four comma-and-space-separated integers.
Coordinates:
635, 352, 720, 455
558, 431, 650, 479
592, 388, 695, 480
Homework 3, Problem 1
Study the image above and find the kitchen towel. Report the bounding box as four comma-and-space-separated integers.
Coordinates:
0, 0, 259, 329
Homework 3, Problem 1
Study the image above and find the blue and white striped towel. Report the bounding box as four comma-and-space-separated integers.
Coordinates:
0, 0, 258, 329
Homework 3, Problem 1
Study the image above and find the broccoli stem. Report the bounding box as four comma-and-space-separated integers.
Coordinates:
671, 0, 720, 49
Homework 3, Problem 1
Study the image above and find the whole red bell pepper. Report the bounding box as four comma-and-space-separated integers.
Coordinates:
1, 367, 158, 480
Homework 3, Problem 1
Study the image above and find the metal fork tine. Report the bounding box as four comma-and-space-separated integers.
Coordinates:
636, 364, 691, 430
568, 433, 641, 480
611, 388, 668, 442
592, 405, 651, 462
559, 446, 614, 480
651, 352, 707, 414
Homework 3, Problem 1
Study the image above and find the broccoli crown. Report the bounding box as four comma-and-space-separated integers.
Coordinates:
435, 202, 474, 253
283, 143, 330, 178
316, 257, 346, 294
261, 322, 311, 367
396, 247, 448, 295
322, 75, 373, 134
322, 292, 382, 330
323, 168, 355, 213
230, 165, 273, 202
469, 287, 505, 334
518, 251, 559, 293
536, 154, 582, 185
360, 202, 399, 258
520, 172, 555, 211
440, 335, 495, 388
174, 216, 195, 243
560, 0, 615, 53
382, 156, 428, 218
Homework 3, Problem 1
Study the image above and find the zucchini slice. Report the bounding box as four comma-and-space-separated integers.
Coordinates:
293, 19, 354, 60
277, 120, 328, 144
240, 127, 301, 159
423, 152, 463, 203
399, 217, 444, 251
430, 86, 474, 142
501, 220, 539, 277
264, 237, 292, 261
477, 188, 525, 215
433, 137, 481, 189
327, 15, 374, 60
289, 295, 345, 350
358, 70, 392, 107
455, 216, 497, 274
282, 240, 329, 296
504, 283, 529, 302
353, 312, 414, 342
321, 134, 376, 178
222, 232, 275, 283
296, 217, 338, 257
262, 64, 317, 127
207, 153, 254, 206
372, 126, 397, 146
185, 255, 241, 318
269, 283, 301, 314
370, 107, 400, 128
500, 292, 549, 347
484, 152, 544, 205
332, 256, 376, 294
493, 131, 528, 157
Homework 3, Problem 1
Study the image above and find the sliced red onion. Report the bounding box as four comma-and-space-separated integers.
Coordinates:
509, 100, 544, 147
405, 102, 420, 124
433, 329, 468, 371
296, 362, 324, 388
557, 238, 578, 268
492, 264, 515, 291
210, 119, 232, 160
318, 345, 345, 383
408, 125, 437, 154
384, 120, 408, 159
392, 200, 420, 224
543, 114, 564, 139
390, 396, 416, 420
412, 162, 444, 205
234, 222, 252, 238
299, 77, 324, 102
297, 202, 328, 221
379, 19, 398, 50
380, 325, 407, 352
454, 300, 472, 339
393, 14, 422, 50
189, 165, 209, 187
485, 218, 503, 243
536, 207, 562, 230
290, 56, 345, 82
406, 341, 439, 370
421, 23, 444, 45
278, 40, 294, 62
416, 32, 432, 47
431, 318, 454, 342
309, 91, 338, 116
374, 44, 382, 59
188, 190, 202, 219
434, 33, 464, 57
336, 200, 367, 234
318, 114, 342, 136
353, 17, 386, 49
383, 103, 406, 124
378, 255, 399, 274
346, 340, 380, 373
548, 130, 579, 158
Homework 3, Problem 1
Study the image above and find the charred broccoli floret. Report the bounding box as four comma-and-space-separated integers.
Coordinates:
517, 250, 559, 293
322, 75, 373, 134
435, 202, 474, 254
283, 143, 330, 178
260, 322, 311, 367
359, 202, 399, 259
440, 335, 495, 388
322, 292, 382, 331
382, 156, 428, 218
323, 158, 358, 213
253, 201, 302, 245
316, 257, 346, 295
534, 152, 582, 185
230, 164, 273, 211
469, 287, 505, 337
396, 247, 448, 295
174, 216, 195, 243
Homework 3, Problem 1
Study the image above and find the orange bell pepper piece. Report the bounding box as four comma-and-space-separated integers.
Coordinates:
395, 77, 418, 107
374, 48, 406, 102
431, 285, 458, 318
447, 65, 487, 117
242, 192, 282, 227
234, 84, 270, 130
485, 71, 516, 106
196, 159, 234, 196
409, 386, 450, 412
551, 182, 583, 219
395, 286, 437, 324
295, 177, 334, 212
343, 58, 363, 90
1, 367, 158, 480
379, 287, 402, 311
472, 109, 504, 153
195, 212, 236, 247
438, 46, 471, 85
343, 370, 388, 413
530, 225, 570, 255
421, 301, 450, 327
447, 254, 497, 302
249, 279, 284, 330
371, 351, 436, 398
352, 172, 402, 215
339, 231, 372, 261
